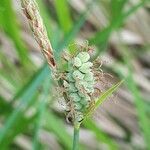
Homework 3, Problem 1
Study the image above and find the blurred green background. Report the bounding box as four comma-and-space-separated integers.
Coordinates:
0, 0, 150, 149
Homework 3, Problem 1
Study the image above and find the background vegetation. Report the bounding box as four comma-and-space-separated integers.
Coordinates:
0, 0, 150, 149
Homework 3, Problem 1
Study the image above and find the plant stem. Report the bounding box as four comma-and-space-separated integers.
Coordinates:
72, 123, 80, 150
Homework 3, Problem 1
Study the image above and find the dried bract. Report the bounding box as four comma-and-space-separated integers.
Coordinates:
21, 0, 56, 69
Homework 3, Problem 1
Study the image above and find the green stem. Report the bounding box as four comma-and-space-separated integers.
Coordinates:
72, 123, 80, 150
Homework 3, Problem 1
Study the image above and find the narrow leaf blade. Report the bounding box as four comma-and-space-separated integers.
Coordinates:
86, 80, 124, 117
95, 80, 124, 109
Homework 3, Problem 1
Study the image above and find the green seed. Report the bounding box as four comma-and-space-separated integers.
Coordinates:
69, 93, 81, 102
67, 73, 75, 82
79, 62, 93, 73
68, 83, 78, 92
84, 72, 94, 81
75, 80, 86, 90
75, 81, 81, 90
88, 80, 95, 85
73, 57, 82, 67
85, 95, 91, 101
85, 86, 94, 93
81, 81, 89, 89
80, 97, 89, 106
72, 70, 84, 80
74, 102, 82, 110
79, 81, 94, 93
77, 52, 90, 63
78, 91, 85, 97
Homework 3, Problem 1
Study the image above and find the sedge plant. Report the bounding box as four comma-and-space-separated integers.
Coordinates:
21, 0, 123, 149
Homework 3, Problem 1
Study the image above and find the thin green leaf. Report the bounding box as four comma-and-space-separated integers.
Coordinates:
0, 114, 37, 149
32, 78, 51, 150
122, 0, 148, 20
86, 80, 124, 117
57, 0, 95, 54
54, 0, 73, 34
95, 80, 123, 109
57, 12, 87, 54
0, 96, 12, 115
0, 0, 31, 65
111, 0, 128, 21
90, 0, 148, 55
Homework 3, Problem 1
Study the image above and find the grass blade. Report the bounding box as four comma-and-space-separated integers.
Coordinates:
118, 47, 150, 150
95, 80, 123, 109
32, 78, 51, 150
57, 0, 95, 54
90, 0, 148, 56
86, 80, 123, 117
0, 65, 50, 143
0, 96, 12, 115
120, 70, 150, 150
0, 0, 31, 65
0, 114, 37, 149
111, 0, 128, 21
54, 0, 73, 34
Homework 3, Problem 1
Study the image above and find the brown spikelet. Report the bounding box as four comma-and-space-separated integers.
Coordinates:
21, 0, 56, 69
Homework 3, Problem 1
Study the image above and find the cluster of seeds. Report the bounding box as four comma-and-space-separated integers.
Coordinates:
63, 51, 95, 122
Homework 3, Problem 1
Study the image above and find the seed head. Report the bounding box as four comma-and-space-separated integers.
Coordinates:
62, 51, 95, 123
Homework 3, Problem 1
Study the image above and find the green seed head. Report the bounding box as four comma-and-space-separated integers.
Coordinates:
64, 50, 95, 123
